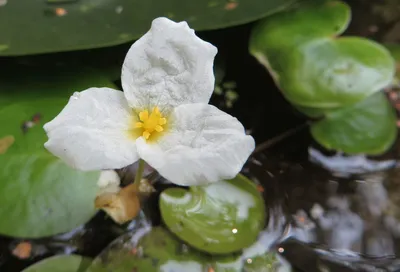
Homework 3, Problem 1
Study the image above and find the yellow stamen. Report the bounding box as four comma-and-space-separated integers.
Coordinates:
135, 107, 167, 141
139, 110, 149, 121
155, 125, 163, 132
143, 131, 150, 139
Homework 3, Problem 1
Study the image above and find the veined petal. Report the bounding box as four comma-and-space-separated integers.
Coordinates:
121, 17, 218, 111
44, 88, 139, 171
136, 104, 255, 186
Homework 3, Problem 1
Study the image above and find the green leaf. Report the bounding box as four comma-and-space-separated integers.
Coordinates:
88, 226, 292, 272
0, 99, 100, 238
87, 227, 208, 272
250, 1, 395, 108
159, 174, 266, 254
22, 255, 92, 272
0, 0, 296, 56
310, 92, 398, 155
0, 62, 111, 238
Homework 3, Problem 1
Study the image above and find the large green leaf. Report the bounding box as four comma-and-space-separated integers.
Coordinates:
160, 174, 266, 254
22, 255, 92, 272
87, 226, 290, 272
0, 62, 113, 238
87, 227, 208, 272
310, 92, 398, 155
0, 0, 296, 56
250, 1, 395, 109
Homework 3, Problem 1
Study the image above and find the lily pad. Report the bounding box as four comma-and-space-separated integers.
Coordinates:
310, 92, 397, 155
0, 99, 100, 238
0, 62, 114, 238
87, 226, 208, 272
0, 0, 295, 56
250, 1, 395, 109
22, 255, 91, 272
160, 174, 266, 254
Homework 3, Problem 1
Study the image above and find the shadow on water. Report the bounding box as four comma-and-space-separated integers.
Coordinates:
2, 2, 400, 271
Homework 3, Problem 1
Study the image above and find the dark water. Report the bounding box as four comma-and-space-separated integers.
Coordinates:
2, 1, 400, 271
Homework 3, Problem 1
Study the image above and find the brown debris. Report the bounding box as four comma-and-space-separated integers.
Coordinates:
12, 241, 32, 259
95, 183, 141, 224
0, 135, 15, 154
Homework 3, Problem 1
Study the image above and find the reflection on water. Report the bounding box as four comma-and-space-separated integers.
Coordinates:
248, 140, 400, 271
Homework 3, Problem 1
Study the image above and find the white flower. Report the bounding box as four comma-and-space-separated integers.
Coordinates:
43, 17, 255, 186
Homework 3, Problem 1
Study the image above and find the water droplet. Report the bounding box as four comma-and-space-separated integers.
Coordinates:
278, 247, 284, 253
115, 5, 123, 14
71, 92, 80, 100
246, 258, 252, 264
232, 228, 238, 234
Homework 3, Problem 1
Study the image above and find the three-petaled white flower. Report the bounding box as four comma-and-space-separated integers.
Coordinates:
43, 17, 255, 186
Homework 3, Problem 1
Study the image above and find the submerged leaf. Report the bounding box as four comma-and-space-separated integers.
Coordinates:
22, 255, 92, 272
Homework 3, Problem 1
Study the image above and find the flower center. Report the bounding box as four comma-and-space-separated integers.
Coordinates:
135, 107, 167, 140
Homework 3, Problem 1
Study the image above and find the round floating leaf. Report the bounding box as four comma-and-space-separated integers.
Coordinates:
250, 1, 395, 109
310, 92, 398, 155
0, 0, 296, 56
0, 62, 114, 238
160, 174, 266, 254
22, 254, 92, 272
0, 99, 100, 238
87, 227, 208, 272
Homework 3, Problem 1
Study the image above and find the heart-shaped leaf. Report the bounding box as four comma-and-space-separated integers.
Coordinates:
87, 226, 208, 272
0, 61, 113, 238
159, 174, 266, 254
22, 255, 92, 272
250, 1, 395, 109
0, 0, 296, 56
310, 92, 397, 155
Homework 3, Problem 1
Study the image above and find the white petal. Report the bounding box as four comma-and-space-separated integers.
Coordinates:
44, 88, 138, 171
136, 104, 255, 186
121, 17, 218, 111
97, 170, 121, 188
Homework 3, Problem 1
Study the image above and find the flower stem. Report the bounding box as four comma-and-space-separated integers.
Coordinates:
133, 159, 145, 187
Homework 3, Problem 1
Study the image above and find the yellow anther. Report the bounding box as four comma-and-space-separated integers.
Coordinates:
155, 125, 163, 132
139, 110, 149, 121
135, 107, 167, 141
143, 131, 150, 139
